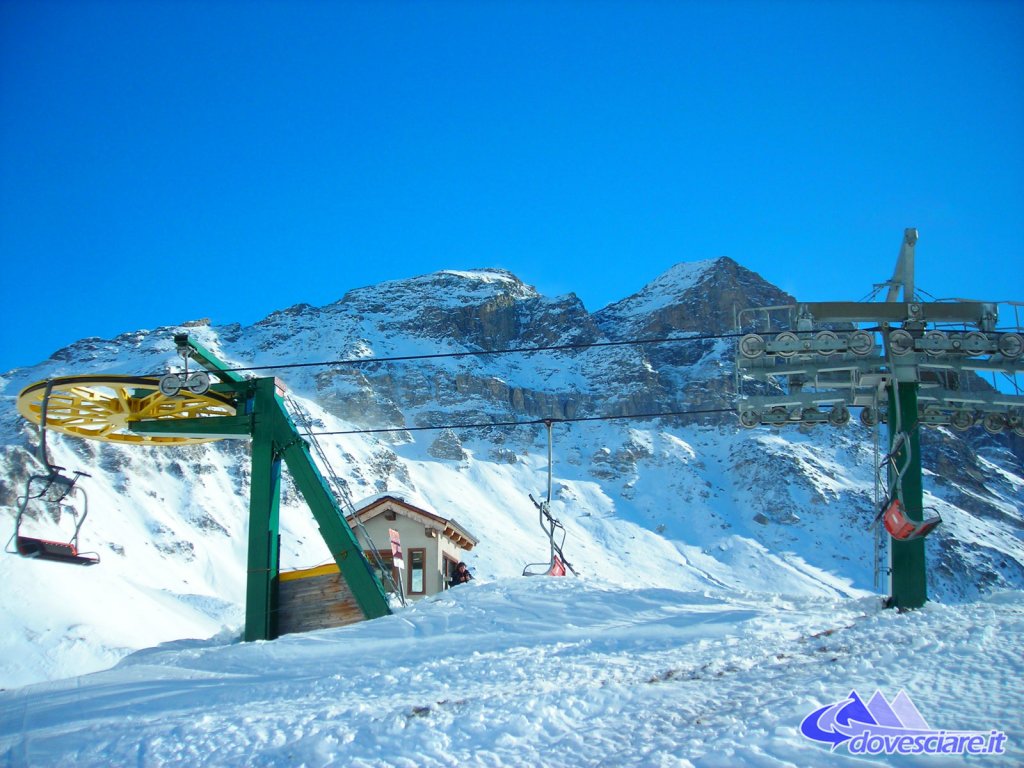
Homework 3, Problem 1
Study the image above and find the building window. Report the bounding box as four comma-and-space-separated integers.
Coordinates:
408, 548, 426, 594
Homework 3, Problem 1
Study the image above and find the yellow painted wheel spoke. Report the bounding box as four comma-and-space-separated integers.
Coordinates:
17, 376, 238, 445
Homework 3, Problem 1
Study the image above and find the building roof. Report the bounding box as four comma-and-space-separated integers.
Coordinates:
346, 494, 478, 551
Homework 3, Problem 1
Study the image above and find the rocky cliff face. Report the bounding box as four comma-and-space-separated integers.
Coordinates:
594, 257, 794, 338
278, 259, 795, 430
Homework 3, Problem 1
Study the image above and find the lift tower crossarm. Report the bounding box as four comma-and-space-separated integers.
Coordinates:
795, 301, 996, 327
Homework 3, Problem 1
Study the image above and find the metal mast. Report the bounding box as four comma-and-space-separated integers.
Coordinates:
734, 230, 1023, 609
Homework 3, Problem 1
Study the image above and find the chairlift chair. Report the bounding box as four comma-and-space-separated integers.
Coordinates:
522, 493, 574, 576
874, 427, 941, 542
6, 379, 100, 566
522, 420, 576, 577
881, 498, 941, 542
7, 466, 100, 566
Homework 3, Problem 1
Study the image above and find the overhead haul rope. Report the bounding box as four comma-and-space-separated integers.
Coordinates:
153, 331, 748, 377
160, 300, 1020, 379
307, 407, 736, 437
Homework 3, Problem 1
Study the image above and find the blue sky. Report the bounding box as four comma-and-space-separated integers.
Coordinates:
1, 1, 1022, 372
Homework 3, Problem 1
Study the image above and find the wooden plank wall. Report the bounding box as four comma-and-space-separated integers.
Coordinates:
277, 571, 366, 635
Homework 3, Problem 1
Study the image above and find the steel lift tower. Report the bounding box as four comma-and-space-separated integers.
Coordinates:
734, 229, 1024, 609
16, 335, 392, 640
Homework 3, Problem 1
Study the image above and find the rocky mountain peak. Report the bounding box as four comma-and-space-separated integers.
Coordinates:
595, 257, 794, 339
333, 267, 537, 313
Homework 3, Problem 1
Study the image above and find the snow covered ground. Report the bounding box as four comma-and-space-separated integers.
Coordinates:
1, 577, 1021, 767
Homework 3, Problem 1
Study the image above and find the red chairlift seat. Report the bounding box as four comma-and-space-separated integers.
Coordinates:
15, 535, 100, 566
7, 466, 101, 567
882, 499, 941, 541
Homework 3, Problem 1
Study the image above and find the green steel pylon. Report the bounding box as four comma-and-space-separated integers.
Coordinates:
886, 380, 927, 609
132, 338, 391, 641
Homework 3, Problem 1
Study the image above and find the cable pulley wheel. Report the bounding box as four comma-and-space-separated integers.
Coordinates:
159, 374, 183, 397
814, 331, 841, 356
773, 332, 801, 358
888, 329, 915, 356
738, 334, 766, 359
923, 330, 948, 357
738, 409, 761, 428
963, 331, 989, 356
186, 371, 212, 395
950, 410, 974, 432
983, 413, 1006, 434
998, 332, 1024, 359
848, 330, 874, 356
17, 376, 237, 445
828, 405, 851, 426
859, 407, 878, 427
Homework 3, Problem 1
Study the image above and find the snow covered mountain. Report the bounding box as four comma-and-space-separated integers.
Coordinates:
1, 258, 1022, 690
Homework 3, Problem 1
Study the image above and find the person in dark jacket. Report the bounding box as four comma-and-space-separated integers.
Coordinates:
449, 561, 473, 587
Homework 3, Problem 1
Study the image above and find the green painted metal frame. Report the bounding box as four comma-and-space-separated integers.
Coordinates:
887, 381, 927, 609
131, 340, 391, 640
173, 333, 247, 384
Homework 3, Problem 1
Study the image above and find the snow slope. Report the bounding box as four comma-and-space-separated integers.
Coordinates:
1, 578, 1020, 767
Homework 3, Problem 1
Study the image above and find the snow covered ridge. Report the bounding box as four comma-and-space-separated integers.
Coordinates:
596, 258, 726, 320
1, 579, 1021, 767
1, 259, 1022, 692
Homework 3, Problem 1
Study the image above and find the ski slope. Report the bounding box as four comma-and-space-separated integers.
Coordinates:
1, 578, 1021, 767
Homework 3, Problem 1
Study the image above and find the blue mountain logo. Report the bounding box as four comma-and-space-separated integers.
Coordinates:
800, 689, 1007, 757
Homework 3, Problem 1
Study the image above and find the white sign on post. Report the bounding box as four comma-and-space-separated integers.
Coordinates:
389, 528, 404, 569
